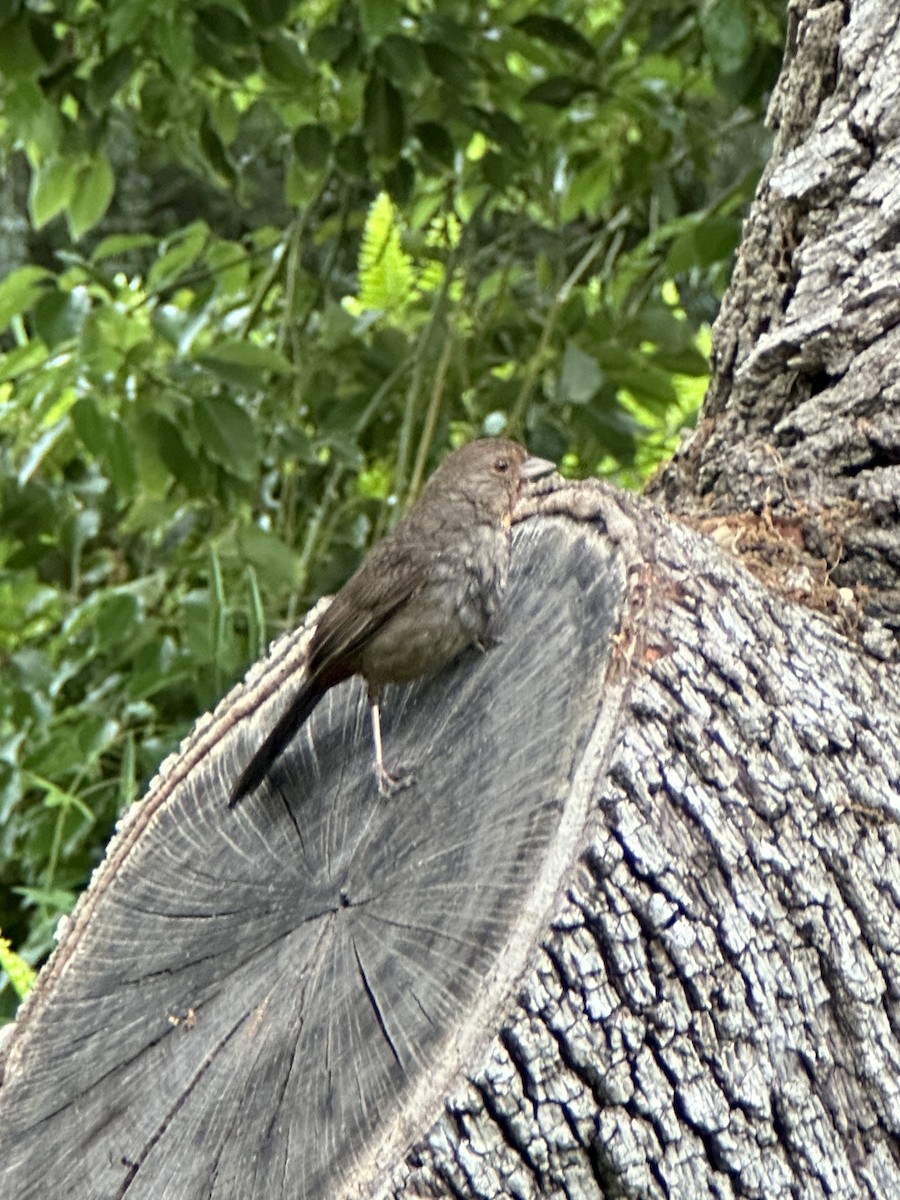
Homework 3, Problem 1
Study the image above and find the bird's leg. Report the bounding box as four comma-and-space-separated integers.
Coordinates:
368, 692, 415, 797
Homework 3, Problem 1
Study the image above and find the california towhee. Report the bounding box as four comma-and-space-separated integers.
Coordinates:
230, 437, 554, 804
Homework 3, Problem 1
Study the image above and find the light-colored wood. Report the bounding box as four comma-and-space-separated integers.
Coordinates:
0, 514, 621, 1199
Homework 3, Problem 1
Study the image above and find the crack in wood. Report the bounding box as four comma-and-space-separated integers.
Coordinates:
352, 938, 404, 1073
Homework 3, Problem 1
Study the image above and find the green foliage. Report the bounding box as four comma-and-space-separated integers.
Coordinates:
0, 934, 35, 999
0, 0, 785, 1015
354, 192, 415, 315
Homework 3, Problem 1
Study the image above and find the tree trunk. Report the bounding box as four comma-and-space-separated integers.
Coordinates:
649, 0, 900, 652
2, 3, 900, 1198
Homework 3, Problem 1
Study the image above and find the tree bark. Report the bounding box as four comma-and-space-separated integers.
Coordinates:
3, 3, 900, 1198
649, 0, 900, 652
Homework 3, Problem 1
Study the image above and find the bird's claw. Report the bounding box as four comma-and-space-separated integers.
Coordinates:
375, 763, 416, 797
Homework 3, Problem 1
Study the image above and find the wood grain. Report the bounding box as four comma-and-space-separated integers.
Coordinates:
0, 516, 621, 1200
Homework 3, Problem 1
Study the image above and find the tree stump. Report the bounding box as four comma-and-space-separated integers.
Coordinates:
4, 2, 900, 1197
0, 496, 621, 1198
2, 476, 900, 1199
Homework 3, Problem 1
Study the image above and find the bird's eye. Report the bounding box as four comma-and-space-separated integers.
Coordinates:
493, 458, 510, 473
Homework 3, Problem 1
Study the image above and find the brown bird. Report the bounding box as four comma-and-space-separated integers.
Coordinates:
230, 438, 554, 805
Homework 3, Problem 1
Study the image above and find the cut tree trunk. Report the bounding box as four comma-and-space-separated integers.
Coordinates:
2, 2, 900, 1198
1, 480, 898, 1200
649, 0, 900, 651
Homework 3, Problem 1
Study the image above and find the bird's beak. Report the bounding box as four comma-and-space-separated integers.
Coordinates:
520, 453, 556, 481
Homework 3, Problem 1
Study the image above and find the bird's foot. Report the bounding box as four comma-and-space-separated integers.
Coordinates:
374, 762, 416, 797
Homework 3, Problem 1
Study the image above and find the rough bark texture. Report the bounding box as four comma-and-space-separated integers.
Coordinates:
3, 2, 900, 1198
376, 482, 900, 1200
649, 0, 900, 649
2, 478, 898, 1200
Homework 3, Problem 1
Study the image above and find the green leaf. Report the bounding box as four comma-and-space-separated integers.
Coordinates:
193, 394, 259, 479
145, 413, 202, 491
285, 161, 318, 207
106, 0, 152, 51
293, 123, 333, 170
0, 265, 50, 331
560, 343, 603, 404
616, 362, 679, 413
0, 935, 36, 1000
96, 592, 142, 653
154, 10, 195, 79
62, 589, 142, 655
87, 45, 135, 111
28, 157, 78, 229
234, 526, 300, 590
104, 419, 140, 497
422, 41, 472, 89
71, 393, 110, 458
260, 31, 313, 84
31, 288, 91, 348
240, 0, 289, 28
24, 7, 56, 54
308, 24, 355, 66
561, 159, 614, 220
14, 887, 79, 917
67, 153, 115, 239
199, 110, 235, 184
335, 133, 367, 177
359, 0, 403, 43
468, 107, 527, 153
363, 73, 405, 162
4, 79, 61, 159
0, 582, 59, 648
701, 0, 753, 77
0, 14, 43, 78
515, 15, 595, 59
414, 121, 454, 171
198, 5, 249, 46
206, 240, 250, 298
652, 346, 710, 377
72, 397, 138, 497
357, 192, 413, 314
197, 339, 293, 380
375, 35, 426, 87
666, 217, 740, 273
0, 340, 48, 383
126, 636, 193, 702
524, 76, 591, 108
147, 222, 208, 292
91, 233, 157, 262
384, 158, 414, 205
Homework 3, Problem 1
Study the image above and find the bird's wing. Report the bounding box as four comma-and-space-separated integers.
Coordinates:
306, 536, 426, 674
229, 541, 423, 806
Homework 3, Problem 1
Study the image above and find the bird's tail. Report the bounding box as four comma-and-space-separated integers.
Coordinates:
229, 674, 329, 807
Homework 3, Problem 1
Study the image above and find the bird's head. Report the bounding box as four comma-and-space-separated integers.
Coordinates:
422, 437, 555, 522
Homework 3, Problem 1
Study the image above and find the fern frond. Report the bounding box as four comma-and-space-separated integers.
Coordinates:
0, 933, 36, 1000
358, 192, 413, 314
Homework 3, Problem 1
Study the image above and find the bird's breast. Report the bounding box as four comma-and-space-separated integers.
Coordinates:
359, 524, 510, 687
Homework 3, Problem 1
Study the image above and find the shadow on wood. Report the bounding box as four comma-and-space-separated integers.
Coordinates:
0, 515, 621, 1200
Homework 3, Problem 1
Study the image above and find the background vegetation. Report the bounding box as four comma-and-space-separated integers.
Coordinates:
0, 0, 784, 1017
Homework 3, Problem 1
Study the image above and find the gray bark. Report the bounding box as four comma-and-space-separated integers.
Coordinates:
649, 0, 900, 650
379, 480, 900, 1200
2, 474, 899, 1199
3, 2, 900, 1198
